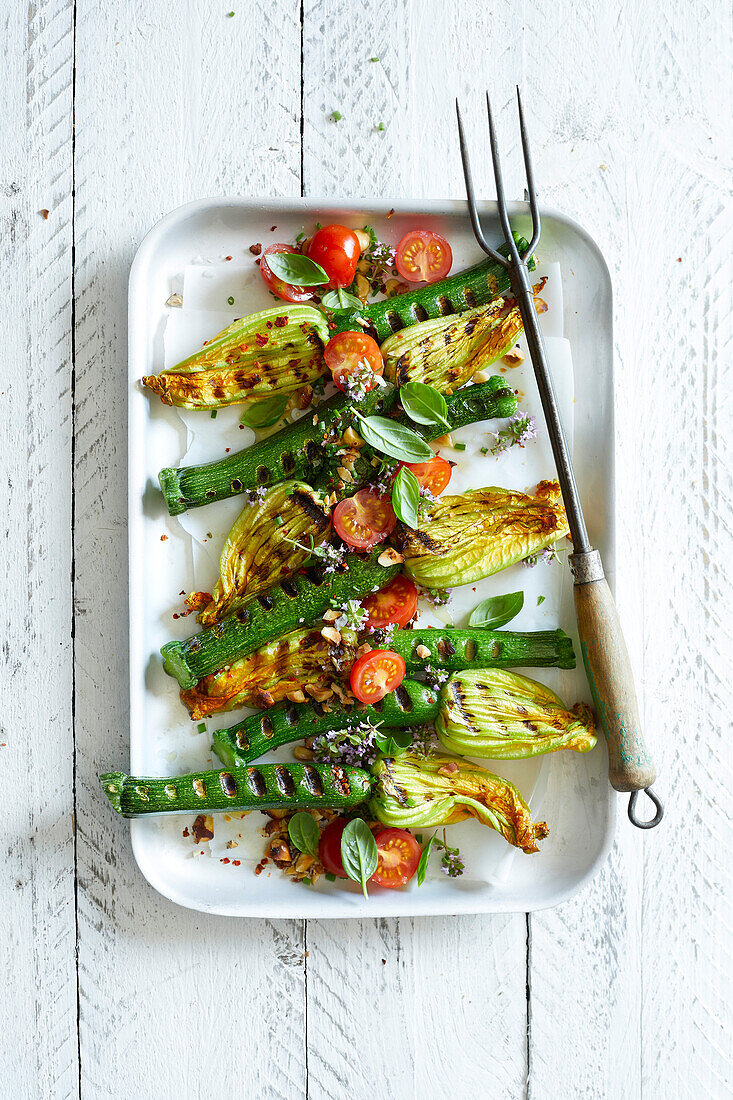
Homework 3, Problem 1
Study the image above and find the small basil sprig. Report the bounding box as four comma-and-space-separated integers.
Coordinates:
468, 590, 524, 630
391, 466, 420, 527
399, 381, 452, 432
340, 818, 379, 898
265, 252, 330, 287
374, 729, 413, 757
321, 288, 363, 311
239, 395, 289, 429
354, 413, 433, 463
416, 833, 437, 887
288, 812, 320, 856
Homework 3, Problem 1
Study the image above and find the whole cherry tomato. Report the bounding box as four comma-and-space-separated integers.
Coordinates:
307, 224, 361, 288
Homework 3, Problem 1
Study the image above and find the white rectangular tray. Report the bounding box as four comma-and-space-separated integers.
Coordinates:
128, 197, 616, 917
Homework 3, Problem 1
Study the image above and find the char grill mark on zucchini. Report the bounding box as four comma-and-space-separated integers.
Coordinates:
384, 628, 576, 671
159, 384, 397, 516
333, 236, 535, 343
162, 548, 401, 690
212, 678, 442, 767
100, 763, 374, 818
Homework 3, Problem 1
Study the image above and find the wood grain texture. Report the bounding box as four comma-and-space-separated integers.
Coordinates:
0, 0, 729, 1096
0, 1, 78, 1097
72, 3, 306, 1098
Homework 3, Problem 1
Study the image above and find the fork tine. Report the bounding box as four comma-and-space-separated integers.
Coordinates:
455, 100, 508, 267
485, 92, 522, 267
516, 86, 541, 257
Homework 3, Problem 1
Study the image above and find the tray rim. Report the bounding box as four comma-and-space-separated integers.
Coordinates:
127, 194, 617, 918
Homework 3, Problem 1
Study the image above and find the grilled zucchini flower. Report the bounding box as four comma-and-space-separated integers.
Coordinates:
436, 668, 596, 759
371, 752, 549, 853
192, 482, 331, 626
380, 300, 523, 393
399, 480, 569, 588
180, 626, 358, 720
143, 305, 329, 410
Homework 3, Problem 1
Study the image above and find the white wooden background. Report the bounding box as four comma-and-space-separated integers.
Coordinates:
1, 0, 730, 1096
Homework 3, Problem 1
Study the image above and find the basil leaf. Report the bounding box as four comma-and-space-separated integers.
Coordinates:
288, 812, 320, 856
468, 590, 524, 630
374, 729, 413, 757
264, 252, 329, 287
321, 288, 364, 311
399, 381, 451, 431
239, 395, 289, 429
355, 413, 433, 463
416, 833, 437, 887
392, 466, 420, 528
340, 818, 379, 899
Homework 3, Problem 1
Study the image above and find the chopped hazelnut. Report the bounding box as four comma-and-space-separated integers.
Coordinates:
433, 433, 453, 447
336, 467, 354, 483
322, 608, 340, 622
534, 297, 548, 314
293, 745, 315, 761
378, 548, 404, 566
353, 228, 371, 251
321, 625, 342, 645
342, 426, 365, 449
471, 369, 491, 383
439, 762, 460, 776
415, 644, 432, 659
356, 642, 373, 658
286, 689, 307, 704
502, 347, 524, 367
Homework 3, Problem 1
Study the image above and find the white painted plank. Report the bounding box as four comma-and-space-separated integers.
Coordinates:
0, 1, 78, 1097
72, 3, 306, 1097
524, 2, 732, 1097
303, 5, 530, 1097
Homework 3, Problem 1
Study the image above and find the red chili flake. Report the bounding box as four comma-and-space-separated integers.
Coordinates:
40, 209, 50, 220
179, 590, 186, 596
232, 859, 241, 866
255, 858, 269, 876
239, 344, 249, 351
274, 315, 289, 327
172, 613, 179, 619
676, 257, 682, 262
270, 225, 277, 231
255, 333, 269, 347
160, 534, 168, 541
328, 321, 336, 330
249, 243, 262, 255
255, 258, 261, 266
182, 827, 190, 837
386, 208, 395, 218
266, 320, 273, 329
224, 255, 233, 261
220, 857, 231, 864
225, 447, 230, 453
239, 423, 245, 429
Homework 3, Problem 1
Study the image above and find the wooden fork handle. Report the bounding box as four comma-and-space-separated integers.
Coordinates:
570, 550, 657, 792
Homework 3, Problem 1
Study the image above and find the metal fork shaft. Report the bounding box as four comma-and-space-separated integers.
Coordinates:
509, 264, 591, 553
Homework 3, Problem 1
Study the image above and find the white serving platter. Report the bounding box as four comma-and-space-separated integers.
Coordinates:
127, 197, 616, 917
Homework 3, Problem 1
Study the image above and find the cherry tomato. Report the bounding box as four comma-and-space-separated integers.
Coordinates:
370, 828, 421, 888
350, 648, 406, 704
307, 224, 361, 288
332, 488, 396, 551
395, 230, 453, 284
398, 456, 452, 496
259, 244, 316, 303
324, 331, 384, 393
361, 575, 419, 630
318, 819, 348, 878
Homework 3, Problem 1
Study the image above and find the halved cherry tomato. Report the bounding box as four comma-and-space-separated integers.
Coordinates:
324, 331, 384, 393
318, 819, 348, 878
260, 244, 316, 303
395, 230, 453, 284
307, 224, 361, 288
332, 488, 396, 551
361, 575, 419, 630
350, 648, 406, 704
398, 456, 452, 496
370, 828, 421, 888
